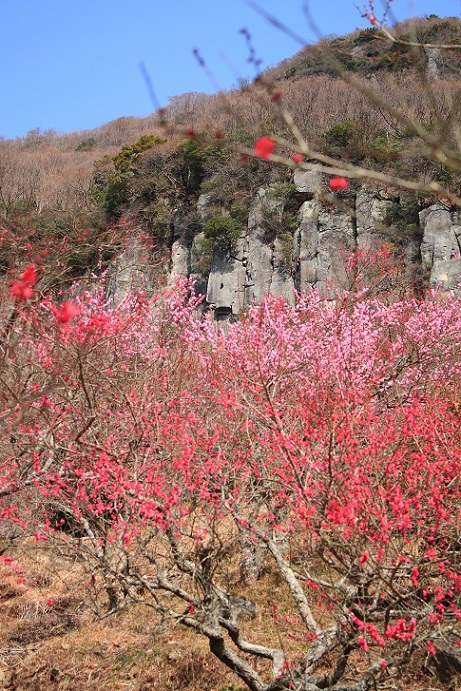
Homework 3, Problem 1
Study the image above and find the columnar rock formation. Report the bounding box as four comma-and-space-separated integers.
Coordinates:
420, 204, 461, 289
110, 174, 461, 311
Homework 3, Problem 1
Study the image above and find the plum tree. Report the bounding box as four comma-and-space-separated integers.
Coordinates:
2, 262, 461, 688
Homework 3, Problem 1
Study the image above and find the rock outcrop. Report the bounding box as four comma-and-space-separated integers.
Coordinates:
107, 177, 461, 312
420, 204, 461, 289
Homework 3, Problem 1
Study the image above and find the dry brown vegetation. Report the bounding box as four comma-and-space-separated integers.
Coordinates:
0, 542, 449, 691
0, 119, 160, 220
1, 16, 460, 227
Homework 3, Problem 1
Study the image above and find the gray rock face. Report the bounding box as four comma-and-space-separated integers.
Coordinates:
293, 169, 322, 195
107, 183, 461, 313
424, 47, 442, 79
106, 236, 153, 305
246, 188, 294, 306
420, 204, 461, 289
206, 237, 247, 315
296, 200, 356, 293
168, 205, 200, 285
169, 239, 190, 285
197, 192, 212, 222
355, 191, 394, 249
204, 187, 295, 318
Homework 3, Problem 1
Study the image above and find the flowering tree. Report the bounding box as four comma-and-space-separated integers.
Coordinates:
2, 264, 461, 689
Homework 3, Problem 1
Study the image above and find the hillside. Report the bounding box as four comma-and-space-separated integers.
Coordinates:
267, 15, 461, 80
1, 16, 460, 217
1, 16, 461, 312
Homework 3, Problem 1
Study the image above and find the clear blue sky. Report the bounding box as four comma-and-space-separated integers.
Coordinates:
1, 0, 460, 140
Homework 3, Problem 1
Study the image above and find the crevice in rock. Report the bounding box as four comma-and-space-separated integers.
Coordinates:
351, 195, 358, 251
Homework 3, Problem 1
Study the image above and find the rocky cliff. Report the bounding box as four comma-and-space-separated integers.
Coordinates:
107, 171, 461, 314
143, 172, 457, 318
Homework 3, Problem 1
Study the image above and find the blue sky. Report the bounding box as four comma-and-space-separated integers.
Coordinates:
1, 0, 460, 140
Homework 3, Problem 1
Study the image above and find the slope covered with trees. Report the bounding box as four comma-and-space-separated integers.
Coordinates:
1, 16, 460, 259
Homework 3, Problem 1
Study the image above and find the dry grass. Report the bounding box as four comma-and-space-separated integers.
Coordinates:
0, 538, 450, 691
0, 539, 245, 691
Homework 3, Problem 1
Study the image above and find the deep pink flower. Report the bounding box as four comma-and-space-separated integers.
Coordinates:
329, 176, 349, 191
20, 263, 38, 287
358, 636, 369, 651
57, 301, 79, 324
254, 136, 275, 160
10, 281, 34, 301
10, 262, 38, 300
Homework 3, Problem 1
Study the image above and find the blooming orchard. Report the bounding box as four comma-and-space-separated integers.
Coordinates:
1, 258, 461, 689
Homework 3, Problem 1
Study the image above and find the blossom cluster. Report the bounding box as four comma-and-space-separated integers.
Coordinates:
253, 136, 349, 190
2, 263, 461, 682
